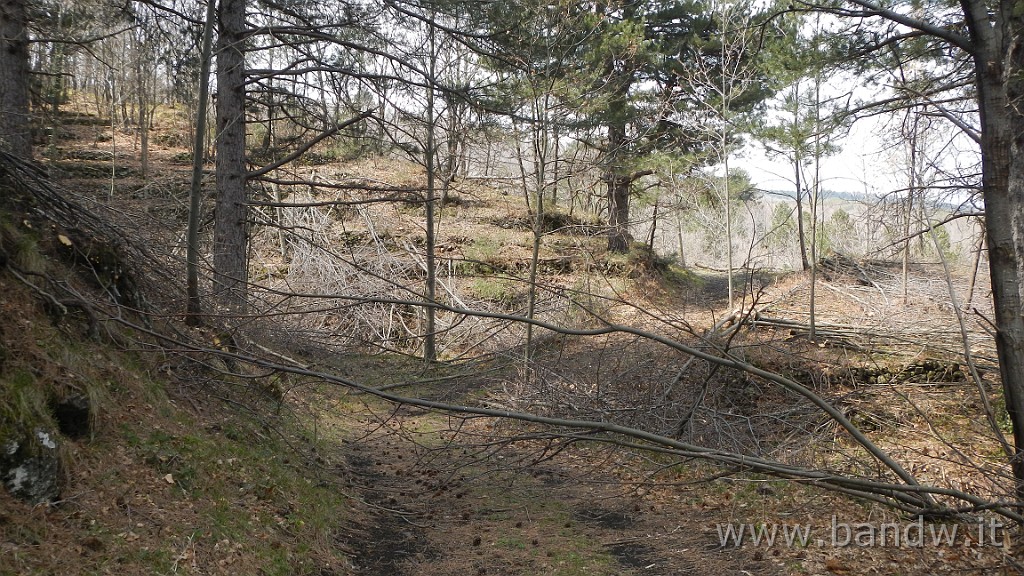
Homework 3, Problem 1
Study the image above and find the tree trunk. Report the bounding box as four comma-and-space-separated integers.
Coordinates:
185, 0, 217, 325
551, 123, 560, 207
604, 57, 633, 254
422, 18, 438, 363
724, 153, 734, 308
790, 168, 806, 270
902, 113, 917, 306
675, 209, 686, 267
138, 96, 150, 179
975, 15, 1024, 498
606, 111, 632, 253
526, 142, 544, 362
607, 172, 632, 253
808, 46, 825, 342
790, 82, 809, 272
213, 0, 249, 312
648, 198, 658, 252
0, 0, 31, 158
46, 40, 64, 159
965, 222, 984, 310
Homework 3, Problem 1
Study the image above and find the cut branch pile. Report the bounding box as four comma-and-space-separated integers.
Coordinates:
818, 252, 876, 286
746, 315, 997, 365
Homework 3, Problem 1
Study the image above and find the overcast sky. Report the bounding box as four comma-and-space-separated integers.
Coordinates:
739, 115, 905, 198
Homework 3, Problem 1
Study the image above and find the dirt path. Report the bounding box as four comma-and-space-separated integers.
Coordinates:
335, 405, 779, 576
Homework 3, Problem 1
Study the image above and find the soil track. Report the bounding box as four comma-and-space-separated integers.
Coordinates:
335, 403, 780, 576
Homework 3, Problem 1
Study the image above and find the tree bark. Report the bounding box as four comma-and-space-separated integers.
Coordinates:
794, 164, 809, 270
972, 4, 1024, 498
965, 222, 984, 309
604, 97, 633, 253
607, 172, 632, 253
213, 0, 249, 312
186, 0, 218, 325
423, 17, 438, 363
0, 0, 31, 159
601, 9, 634, 255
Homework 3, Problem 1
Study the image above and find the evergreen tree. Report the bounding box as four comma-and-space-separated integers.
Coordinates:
479, 0, 773, 252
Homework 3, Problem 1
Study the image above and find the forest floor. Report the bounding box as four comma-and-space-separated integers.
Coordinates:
310, 282, 1019, 576
1, 103, 1022, 575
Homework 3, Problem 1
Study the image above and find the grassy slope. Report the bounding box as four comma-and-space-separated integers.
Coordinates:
0, 230, 352, 575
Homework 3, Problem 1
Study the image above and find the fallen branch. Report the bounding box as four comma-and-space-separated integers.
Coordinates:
98, 303, 1024, 520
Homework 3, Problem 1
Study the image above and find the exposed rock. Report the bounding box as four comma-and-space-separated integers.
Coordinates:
850, 360, 966, 385
0, 428, 61, 504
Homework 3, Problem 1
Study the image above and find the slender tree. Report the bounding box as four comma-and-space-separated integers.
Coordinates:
185, 0, 217, 324
684, 0, 768, 306
423, 12, 438, 362
757, 9, 849, 273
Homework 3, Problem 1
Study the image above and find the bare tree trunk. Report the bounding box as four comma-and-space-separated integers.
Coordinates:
45, 35, 65, 159
721, 26, 734, 308
186, 0, 217, 324
901, 198, 911, 306
902, 113, 918, 306
675, 209, 686, 267
808, 173, 818, 342
794, 166, 809, 271
525, 95, 550, 361
648, 198, 658, 252
213, 0, 249, 312
131, 29, 151, 180
0, 0, 32, 159
965, 222, 984, 310
526, 154, 544, 362
783, 83, 809, 272
551, 123, 560, 207
724, 152, 734, 308
975, 13, 1024, 498
138, 86, 150, 179
808, 48, 822, 342
423, 19, 438, 363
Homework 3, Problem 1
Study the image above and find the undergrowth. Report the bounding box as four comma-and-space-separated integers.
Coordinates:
0, 211, 353, 575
